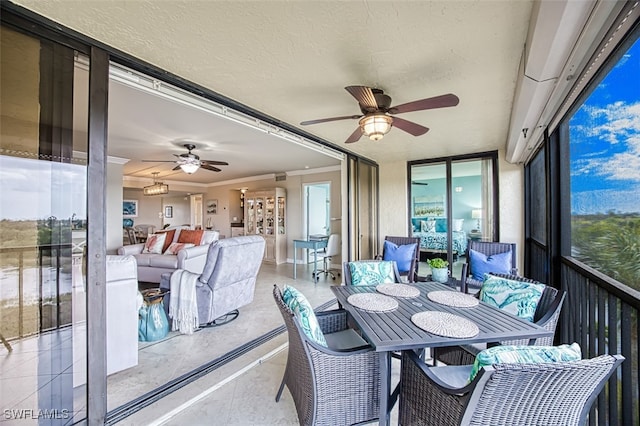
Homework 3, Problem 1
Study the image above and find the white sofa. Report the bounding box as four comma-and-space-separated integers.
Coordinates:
74, 255, 139, 386
117, 226, 219, 283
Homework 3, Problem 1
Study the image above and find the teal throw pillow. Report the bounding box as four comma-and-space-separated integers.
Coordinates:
382, 241, 417, 273
469, 343, 582, 382
435, 218, 447, 232
480, 274, 545, 322
282, 285, 327, 347
348, 261, 397, 286
469, 249, 512, 281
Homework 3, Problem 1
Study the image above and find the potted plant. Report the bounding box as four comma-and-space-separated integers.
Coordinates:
428, 258, 450, 283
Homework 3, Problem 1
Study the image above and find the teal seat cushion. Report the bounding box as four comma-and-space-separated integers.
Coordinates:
282, 285, 327, 347
349, 261, 397, 286
480, 274, 545, 322
469, 343, 582, 382
469, 249, 512, 281
382, 241, 417, 273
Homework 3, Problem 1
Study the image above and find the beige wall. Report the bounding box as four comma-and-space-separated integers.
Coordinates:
377, 150, 524, 272
200, 167, 342, 263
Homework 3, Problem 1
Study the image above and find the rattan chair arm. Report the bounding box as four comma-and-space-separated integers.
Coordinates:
315, 309, 348, 334
404, 350, 479, 395
535, 290, 565, 328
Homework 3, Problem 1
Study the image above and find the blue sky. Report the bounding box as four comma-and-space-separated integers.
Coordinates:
570, 36, 640, 215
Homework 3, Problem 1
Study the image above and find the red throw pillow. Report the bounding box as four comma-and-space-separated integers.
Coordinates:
155, 229, 176, 253
177, 229, 204, 246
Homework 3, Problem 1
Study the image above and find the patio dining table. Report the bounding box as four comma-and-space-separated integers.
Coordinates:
331, 281, 554, 426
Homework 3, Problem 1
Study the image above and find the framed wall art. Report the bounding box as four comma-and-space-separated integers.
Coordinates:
206, 199, 218, 215
164, 206, 173, 218
123, 200, 138, 217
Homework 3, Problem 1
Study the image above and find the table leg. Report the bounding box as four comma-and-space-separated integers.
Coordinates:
379, 351, 391, 426
313, 245, 318, 283
293, 244, 297, 279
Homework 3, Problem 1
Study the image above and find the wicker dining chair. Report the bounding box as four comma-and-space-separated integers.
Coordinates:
462, 240, 517, 292
273, 285, 380, 426
400, 350, 624, 426
376, 236, 421, 282
343, 260, 403, 286
435, 273, 566, 366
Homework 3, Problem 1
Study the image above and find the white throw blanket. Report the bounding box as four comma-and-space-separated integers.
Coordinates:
169, 269, 200, 334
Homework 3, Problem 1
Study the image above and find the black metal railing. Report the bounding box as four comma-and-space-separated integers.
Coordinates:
560, 257, 639, 425
0, 243, 75, 341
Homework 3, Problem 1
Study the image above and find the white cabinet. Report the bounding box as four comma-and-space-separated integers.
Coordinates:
244, 188, 286, 263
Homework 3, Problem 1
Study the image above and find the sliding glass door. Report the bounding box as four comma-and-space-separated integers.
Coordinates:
0, 25, 90, 423
409, 153, 498, 279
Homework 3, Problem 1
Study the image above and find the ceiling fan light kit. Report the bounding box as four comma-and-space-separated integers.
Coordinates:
300, 85, 459, 143
141, 143, 229, 174
359, 114, 393, 141
179, 161, 200, 174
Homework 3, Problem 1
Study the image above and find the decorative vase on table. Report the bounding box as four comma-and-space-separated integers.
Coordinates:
431, 267, 450, 284
428, 258, 450, 284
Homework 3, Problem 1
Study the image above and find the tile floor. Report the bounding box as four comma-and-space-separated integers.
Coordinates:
1, 258, 454, 425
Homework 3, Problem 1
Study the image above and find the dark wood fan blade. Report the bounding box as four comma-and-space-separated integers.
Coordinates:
141, 160, 176, 163
300, 115, 361, 125
201, 164, 221, 172
391, 116, 430, 136
345, 127, 363, 144
345, 86, 378, 109
201, 160, 229, 166
389, 93, 459, 114
172, 165, 181, 171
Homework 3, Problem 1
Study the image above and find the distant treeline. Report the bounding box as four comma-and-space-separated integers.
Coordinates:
571, 214, 640, 291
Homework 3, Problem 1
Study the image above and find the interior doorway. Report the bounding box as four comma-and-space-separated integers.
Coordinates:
303, 182, 331, 239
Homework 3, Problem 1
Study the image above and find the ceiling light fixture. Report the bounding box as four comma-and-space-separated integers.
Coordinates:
180, 157, 200, 175
143, 172, 169, 196
359, 114, 393, 141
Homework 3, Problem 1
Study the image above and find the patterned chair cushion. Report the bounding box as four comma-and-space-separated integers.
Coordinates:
282, 285, 327, 347
469, 248, 512, 281
480, 274, 545, 322
382, 241, 417, 273
469, 343, 582, 381
348, 261, 397, 286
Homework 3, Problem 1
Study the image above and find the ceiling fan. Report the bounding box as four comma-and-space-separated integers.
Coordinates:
142, 143, 229, 174
300, 85, 459, 143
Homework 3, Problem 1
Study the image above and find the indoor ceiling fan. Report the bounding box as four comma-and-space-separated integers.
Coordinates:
300, 85, 459, 143
142, 143, 229, 174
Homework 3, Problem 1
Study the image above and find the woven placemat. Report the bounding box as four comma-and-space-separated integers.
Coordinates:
427, 290, 479, 308
347, 293, 399, 313
411, 311, 479, 338
376, 283, 420, 298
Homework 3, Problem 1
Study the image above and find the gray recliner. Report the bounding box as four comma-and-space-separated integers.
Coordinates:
160, 235, 266, 326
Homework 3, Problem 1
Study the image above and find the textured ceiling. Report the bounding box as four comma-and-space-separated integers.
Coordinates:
15, 0, 533, 185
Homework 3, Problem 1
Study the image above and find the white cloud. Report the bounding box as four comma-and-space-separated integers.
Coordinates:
572, 101, 640, 182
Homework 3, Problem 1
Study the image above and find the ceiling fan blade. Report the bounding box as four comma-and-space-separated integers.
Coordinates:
201, 164, 222, 172
345, 127, 363, 144
141, 160, 176, 163
172, 165, 181, 171
389, 93, 459, 114
391, 116, 430, 136
300, 115, 360, 125
201, 160, 229, 166
345, 86, 378, 109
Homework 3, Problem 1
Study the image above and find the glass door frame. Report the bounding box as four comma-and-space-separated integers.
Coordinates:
1, 7, 110, 424
407, 151, 499, 268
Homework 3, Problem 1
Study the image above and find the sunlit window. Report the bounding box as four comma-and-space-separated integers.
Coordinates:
569, 35, 640, 291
